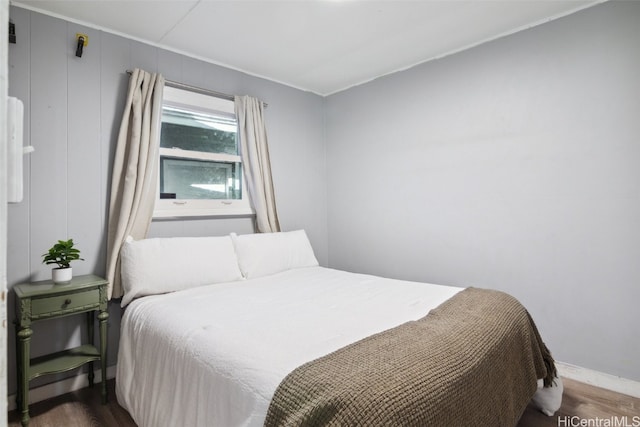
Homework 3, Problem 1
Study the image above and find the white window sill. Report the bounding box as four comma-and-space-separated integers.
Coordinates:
153, 200, 254, 219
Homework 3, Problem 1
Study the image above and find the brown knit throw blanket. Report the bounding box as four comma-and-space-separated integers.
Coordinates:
265, 287, 556, 427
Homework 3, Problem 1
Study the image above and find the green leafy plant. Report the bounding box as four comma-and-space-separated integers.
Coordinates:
42, 239, 84, 269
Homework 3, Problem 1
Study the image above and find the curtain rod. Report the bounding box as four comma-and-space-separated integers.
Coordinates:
125, 69, 267, 107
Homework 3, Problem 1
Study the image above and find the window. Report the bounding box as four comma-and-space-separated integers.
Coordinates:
153, 86, 252, 218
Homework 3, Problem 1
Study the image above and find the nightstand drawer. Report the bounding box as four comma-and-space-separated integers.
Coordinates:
31, 289, 100, 318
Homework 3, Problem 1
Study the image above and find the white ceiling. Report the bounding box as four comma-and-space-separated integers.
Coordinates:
14, 0, 602, 96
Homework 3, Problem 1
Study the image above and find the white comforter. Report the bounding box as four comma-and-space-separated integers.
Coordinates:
116, 266, 462, 427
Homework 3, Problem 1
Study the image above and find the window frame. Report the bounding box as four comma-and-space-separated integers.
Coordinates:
153, 86, 253, 219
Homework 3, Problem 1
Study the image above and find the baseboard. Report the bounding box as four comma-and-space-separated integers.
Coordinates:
556, 361, 640, 398
7, 363, 639, 412
7, 365, 117, 412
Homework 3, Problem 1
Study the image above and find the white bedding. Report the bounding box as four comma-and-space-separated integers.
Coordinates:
116, 266, 462, 427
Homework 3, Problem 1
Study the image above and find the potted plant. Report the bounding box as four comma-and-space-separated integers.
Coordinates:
42, 239, 84, 283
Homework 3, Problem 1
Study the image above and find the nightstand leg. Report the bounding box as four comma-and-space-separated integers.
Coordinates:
98, 310, 109, 404
17, 327, 33, 427
87, 311, 95, 387
14, 323, 22, 410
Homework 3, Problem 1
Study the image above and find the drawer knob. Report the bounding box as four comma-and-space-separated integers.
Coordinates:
64, 299, 71, 305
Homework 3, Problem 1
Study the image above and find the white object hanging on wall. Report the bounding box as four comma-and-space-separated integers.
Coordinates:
6, 96, 33, 204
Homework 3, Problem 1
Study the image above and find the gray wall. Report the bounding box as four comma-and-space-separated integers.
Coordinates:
6, 6, 327, 395
326, 1, 640, 381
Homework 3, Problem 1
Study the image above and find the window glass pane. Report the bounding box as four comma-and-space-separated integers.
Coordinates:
160, 156, 242, 200
160, 106, 238, 155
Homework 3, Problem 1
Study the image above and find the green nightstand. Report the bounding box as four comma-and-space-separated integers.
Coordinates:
14, 274, 109, 426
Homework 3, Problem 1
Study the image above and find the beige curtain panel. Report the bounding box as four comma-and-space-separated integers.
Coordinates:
105, 69, 165, 299
235, 95, 281, 233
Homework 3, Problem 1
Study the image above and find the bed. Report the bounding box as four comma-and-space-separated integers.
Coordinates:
115, 230, 561, 427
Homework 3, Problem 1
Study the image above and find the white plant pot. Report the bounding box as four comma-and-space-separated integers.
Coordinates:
52, 267, 72, 284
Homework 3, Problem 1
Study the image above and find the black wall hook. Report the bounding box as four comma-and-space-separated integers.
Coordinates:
75, 35, 85, 57
9, 21, 16, 44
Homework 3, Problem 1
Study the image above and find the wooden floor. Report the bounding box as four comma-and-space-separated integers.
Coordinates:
7, 377, 640, 426
7, 381, 134, 427
518, 378, 640, 427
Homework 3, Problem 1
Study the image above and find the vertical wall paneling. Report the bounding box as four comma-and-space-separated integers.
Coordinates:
28, 14, 83, 372
180, 55, 206, 88
6, 6, 31, 399
22, 12, 86, 390
66, 24, 104, 361
28, 13, 68, 281
203, 60, 242, 99
157, 49, 182, 83
129, 40, 157, 74
6, 7, 30, 287
67, 24, 102, 277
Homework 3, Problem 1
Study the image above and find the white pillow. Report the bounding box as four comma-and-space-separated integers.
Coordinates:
120, 235, 243, 307
231, 230, 319, 279
531, 376, 564, 416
